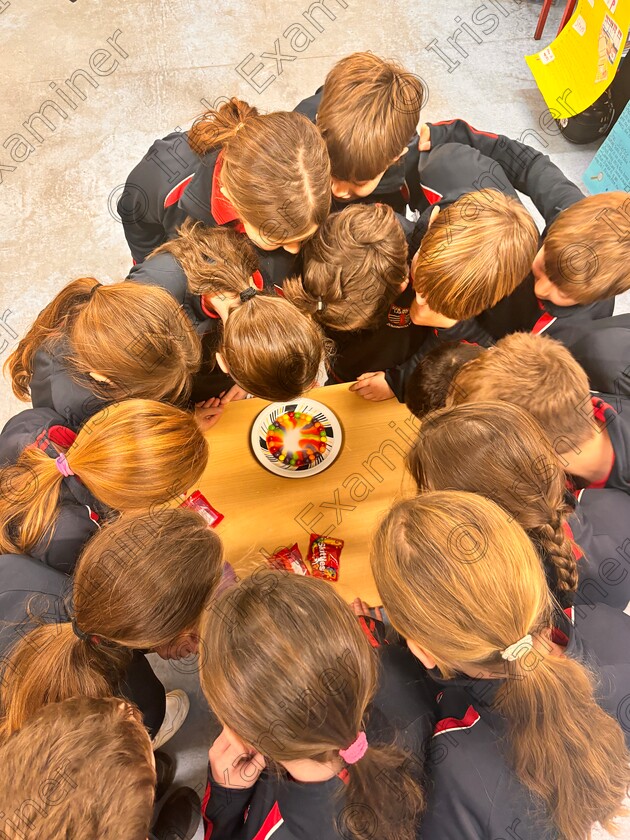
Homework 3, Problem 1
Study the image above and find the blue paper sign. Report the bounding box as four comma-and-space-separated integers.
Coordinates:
583, 100, 630, 193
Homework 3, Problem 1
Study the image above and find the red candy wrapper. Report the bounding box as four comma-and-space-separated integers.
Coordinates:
180, 491, 224, 528
268, 543, 310, 576
308, 533, 344, 581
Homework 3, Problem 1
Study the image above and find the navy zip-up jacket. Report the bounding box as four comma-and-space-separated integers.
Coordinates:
420, 603, 630, 839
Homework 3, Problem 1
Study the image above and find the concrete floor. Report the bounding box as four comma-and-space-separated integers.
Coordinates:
1, 1, 629, 837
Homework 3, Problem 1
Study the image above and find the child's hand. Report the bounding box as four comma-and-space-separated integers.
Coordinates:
219, 384, 249, 404
209, 727, 266, 789
418, 123, 431, 151
351, 598, 383, 622
194, 398, 224, 431
350, 372, 394, 401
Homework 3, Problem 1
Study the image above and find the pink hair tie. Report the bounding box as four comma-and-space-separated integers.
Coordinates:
339, 731, 368, 765
55, 453, 74, 477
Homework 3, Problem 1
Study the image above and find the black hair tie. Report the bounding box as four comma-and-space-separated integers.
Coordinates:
71, 617, 91, 642
88, 282, 102, 298
239, 287, 258, 303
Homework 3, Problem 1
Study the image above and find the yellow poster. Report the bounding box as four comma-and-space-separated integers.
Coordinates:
525, 0, 630, 119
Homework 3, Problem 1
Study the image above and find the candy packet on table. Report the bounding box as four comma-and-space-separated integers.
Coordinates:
308, 533, 344, 582
267, 543, 310, 576
180, 491, 224, 528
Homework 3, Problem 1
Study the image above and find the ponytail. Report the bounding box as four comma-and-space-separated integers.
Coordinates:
189, 100, 330, 241
0, 399, 208, 556
0, 448, 67, 555
188, 97, 259, 156
0, 508, 224, 736
151, 220, 259, 297
0, 623, 130, 739
6, 277, 99, 400
409, 402, 580, 606
373, 492, 630, 840
341, 744, 423, 840
284, 204, 408, 332
497, 650, 630, 838
200, 572, 424, 840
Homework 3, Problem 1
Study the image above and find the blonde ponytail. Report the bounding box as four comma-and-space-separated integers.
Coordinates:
373, 491, 630, 840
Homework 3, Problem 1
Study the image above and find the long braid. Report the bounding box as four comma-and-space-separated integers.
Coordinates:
532, 509, 579, 608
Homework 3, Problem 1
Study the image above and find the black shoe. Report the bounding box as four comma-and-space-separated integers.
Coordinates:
152, 787, 201, 840
154, 750, 176, 800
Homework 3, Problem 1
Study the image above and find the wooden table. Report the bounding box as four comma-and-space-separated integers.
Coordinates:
197, 384, 419, 605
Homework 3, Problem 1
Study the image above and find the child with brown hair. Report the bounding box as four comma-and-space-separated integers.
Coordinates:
532, 191, 630, 322
0, 696, 202, 840
5, 277, 201, 429
0, 507, 223, 751
410, 189, 540, 327
198, 570, 428, 840
129, 220, 326, 405
449, 332, 630, 495
0, 697, 158, 840
0, 398, 208, 573
284, 203, 429, 396
373, 491, 630, 840
408, 400, 630, 610
118, 99, 331, 287
295, 52, 424, 211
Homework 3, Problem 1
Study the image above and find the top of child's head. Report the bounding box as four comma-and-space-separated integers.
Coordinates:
535, 191, 630, 307
284, 202, 409, 333
197, 569, 424, 840
410, 190, 539, 325
0, 507, 223, 739
187, 98, 331, 253
5, 276, 202, 406
0, 399, 210, 561
319, 53, 424, 197
0, 696, 156, 840
447, 331, 597, 456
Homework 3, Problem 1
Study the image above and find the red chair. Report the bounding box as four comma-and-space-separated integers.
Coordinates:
535, 0, 578, 41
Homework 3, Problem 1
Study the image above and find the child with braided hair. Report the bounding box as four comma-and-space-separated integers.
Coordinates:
407, 400, 630, 610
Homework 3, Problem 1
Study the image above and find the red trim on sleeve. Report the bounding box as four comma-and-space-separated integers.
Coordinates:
585, 397, 616, 489
252, 270, 264, 290
164, 174, 195, 209
531, 301, 556, 335
433, 705, 480, 736
430, 119, 498, 139
211, 152, 246, 233
252, 802, 283, 839
202, 778, 213, 840
420, 183, 443, 205
562, 520, 584, 561
357, 615, 384, 648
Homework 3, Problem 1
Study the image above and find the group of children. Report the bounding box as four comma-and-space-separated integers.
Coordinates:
1, 50, 630, 840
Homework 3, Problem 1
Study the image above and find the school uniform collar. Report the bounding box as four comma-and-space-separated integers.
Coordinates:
177, 147, 219, 225
210, 152, 246, 233
586, 396, 619, 490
